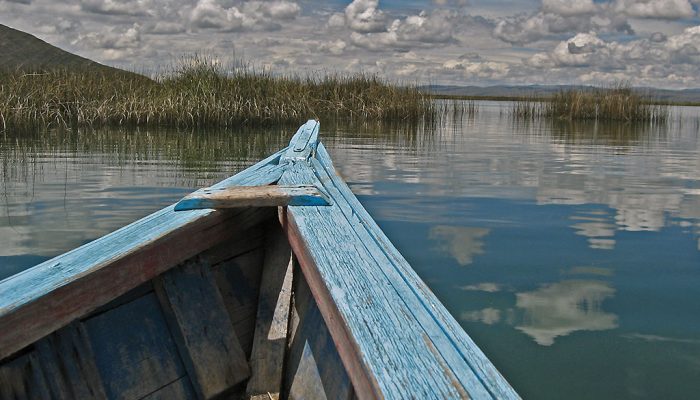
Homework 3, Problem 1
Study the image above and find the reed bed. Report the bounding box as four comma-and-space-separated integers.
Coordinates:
510, 84, 668, 123
0, 59, 434, 131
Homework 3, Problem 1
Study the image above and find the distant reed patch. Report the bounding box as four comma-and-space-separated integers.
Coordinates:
509, 85, 669, 123
0, 58, 435, 131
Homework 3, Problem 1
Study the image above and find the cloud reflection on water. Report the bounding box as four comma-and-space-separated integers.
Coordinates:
429, 225, 490, 266
515, 280, 618, 346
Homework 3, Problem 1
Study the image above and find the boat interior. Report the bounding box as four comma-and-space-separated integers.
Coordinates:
0, 207, 353, 400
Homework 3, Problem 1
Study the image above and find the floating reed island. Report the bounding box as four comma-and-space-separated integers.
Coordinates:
0, 59, 435, 131
510, 84, 669, 123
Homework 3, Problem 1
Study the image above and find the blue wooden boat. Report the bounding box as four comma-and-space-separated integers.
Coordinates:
0, 121, 519, 399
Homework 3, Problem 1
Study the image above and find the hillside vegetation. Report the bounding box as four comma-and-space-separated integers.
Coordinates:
0, 24, 133, 77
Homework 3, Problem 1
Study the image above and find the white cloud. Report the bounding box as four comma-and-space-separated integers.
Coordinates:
76, 23, 142, 49
343, 8, 458, 52
445, 59, 510, 79
80, 0, 149, 16
493, 11, 633, 45
344, 0, 387, 33
541, 0, 597, 16
612, 0, 695, 19
319, 39, 347, 55
189, 0, 299, 32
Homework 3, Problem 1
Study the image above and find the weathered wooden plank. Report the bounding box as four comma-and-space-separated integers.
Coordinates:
155, 257, 250, 400
313, 144, 519, 399
214, 248, 266, 357
281, 120, 319, 163
34, 322, 107, 399
82, 292, 186, 400
280, 150, 519, 398
200, 224, 266, 266
0, 148, 286, 361
140, 377, 196, 400
174, 184, 330, 211
0, 352, 51, 400
246, 225, 294, 399
285, 268, 353, 400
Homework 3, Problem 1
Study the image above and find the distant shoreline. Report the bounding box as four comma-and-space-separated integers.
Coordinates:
426, 93, 700, 107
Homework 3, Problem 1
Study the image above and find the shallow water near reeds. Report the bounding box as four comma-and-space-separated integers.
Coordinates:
2, 102, 700, 399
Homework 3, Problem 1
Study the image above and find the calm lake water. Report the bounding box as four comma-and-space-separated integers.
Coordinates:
2, 102, 700, 399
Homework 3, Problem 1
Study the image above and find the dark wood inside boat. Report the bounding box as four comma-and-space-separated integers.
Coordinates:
0, 208, 353, 400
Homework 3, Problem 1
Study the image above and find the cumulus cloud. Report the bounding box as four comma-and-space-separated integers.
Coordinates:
319, 39, 347, 55
541, 0, 597, 16
444, 58, 510, 80
76, 23, 142, 49
189, 0, 300, 31
493, 0, 696, 45
666, 25, 700, 64
343, 0, 387, 33
612, 0, 695, 19
144, 21, 186, 35
524, 25, 700, 86
80, 0, 149, 16
333, 2, 458, 52
529, 26, 700, 68
493, 10, 633, 45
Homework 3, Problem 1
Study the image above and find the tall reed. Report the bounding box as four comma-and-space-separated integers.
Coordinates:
0, 58, 434, 131
510, 84, 668, 123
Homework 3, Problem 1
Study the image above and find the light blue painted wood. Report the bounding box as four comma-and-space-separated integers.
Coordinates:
279, 128, 520, 399
282, 120, 319, 162
0, 120, 519, 400
313, 144, 520, 399
174, 184, 330, 211
0, 148, 287, 359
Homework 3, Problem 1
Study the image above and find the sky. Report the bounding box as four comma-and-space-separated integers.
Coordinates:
2, 0, 700, 89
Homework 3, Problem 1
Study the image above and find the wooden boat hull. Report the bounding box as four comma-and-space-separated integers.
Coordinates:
0, 121, 520, 399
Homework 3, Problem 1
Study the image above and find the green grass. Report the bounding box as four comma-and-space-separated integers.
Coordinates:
0, 58, 435, 131
508, 85, 669, 122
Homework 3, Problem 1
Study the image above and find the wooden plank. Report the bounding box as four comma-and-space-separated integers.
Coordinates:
0, 148, 286, 361
279, 144, 520, 398
0, 352, 51, 400
285, 268, 353, 400
281, 120, 319, 162
82, 292, 185, 400
34, 322, 107, 399
201, 224, 266, 266
174, 184, 330, 211
214, 248, 266, 357
246, 225, 294, 399
155, 257, 250, 399
313, 144, 520, 399
140, 377, 196, 400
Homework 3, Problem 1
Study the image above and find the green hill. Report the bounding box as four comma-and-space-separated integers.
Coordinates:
0, 24, 134, 75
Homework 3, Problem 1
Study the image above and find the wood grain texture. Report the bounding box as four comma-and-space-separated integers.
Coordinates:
140, 377, 196, 400
214, 248, 266, 358
246, 225, 294, 398
285, 267, 353, 400
155, 257, 250, 399
313, 144, 520, 399
281, 120, 319, 163
278, 139, 520, 399
0, 148, 286, 361
0, 351, 51, 400
34, 322, 107, 399
174, 184, 330, 211
82, 292, 186, 400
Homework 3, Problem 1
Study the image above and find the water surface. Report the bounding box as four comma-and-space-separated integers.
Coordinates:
2, 103, 699, 399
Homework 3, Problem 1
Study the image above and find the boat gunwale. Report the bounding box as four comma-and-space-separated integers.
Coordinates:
0, 148, 287, 361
